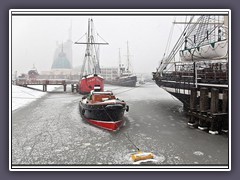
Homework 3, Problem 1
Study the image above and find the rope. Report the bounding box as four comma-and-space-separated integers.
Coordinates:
101, 101, 140, 151
74, 33, 87, 43
114, 87, 137, 95
123, 132, 140, 151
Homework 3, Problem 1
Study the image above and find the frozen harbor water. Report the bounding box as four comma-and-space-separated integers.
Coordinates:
11, 83, 228, 166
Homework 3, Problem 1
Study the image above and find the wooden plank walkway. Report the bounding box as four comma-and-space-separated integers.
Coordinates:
16, 79, 79, 92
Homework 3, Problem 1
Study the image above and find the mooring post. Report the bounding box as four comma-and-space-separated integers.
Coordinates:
71, 84, 74, 92
222, 89, 228, 132
209, 88, 219, 134
43, 85, 46, 92
198, 87, 209, 130
188, 87, 198, 126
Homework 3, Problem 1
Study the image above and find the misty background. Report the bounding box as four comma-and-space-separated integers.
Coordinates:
12, 15, 186, 75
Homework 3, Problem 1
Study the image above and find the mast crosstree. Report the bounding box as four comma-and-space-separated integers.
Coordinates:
75, 18, 108, 78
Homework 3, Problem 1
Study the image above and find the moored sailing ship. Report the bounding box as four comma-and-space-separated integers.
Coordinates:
152, 15, 229, 133
75, 18, 108, 94
105, 42, 137, 87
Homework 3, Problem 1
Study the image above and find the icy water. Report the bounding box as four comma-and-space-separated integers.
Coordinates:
11, 83, 228, 166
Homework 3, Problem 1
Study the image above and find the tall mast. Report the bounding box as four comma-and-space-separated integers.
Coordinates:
126, 41, 130, 72
79, 19, 91, 78
87, 18, 91, 74
118, 48, 121, 76
75, 18, 109, 79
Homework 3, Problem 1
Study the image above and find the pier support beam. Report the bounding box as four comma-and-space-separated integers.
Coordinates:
209, 88, 219, 134
43, 85, 47, 92
222, 89, 229, 132
71, 84, 78, 93
188, 87, 198, 127
198, 87, 209, 130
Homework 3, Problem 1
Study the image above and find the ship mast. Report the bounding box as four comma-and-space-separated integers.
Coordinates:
126, 41, 130, 73
118, 48, 122, 76
75, 18, 108, 79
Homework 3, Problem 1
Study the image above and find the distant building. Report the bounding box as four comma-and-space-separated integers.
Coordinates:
40, 67, 81, 80
52, 24, 73, 69
51, 47, 72, 69
100, 67, 118, 80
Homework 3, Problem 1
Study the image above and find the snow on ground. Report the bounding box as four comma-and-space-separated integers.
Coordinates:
11, 85, 59, 111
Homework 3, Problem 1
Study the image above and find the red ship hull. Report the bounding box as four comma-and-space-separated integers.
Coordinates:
86, 118, 124, 131
79, 74, 104, 94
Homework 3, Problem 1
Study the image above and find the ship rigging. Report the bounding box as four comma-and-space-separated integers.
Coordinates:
75, 18, 108, 94
152, 15, 229, 134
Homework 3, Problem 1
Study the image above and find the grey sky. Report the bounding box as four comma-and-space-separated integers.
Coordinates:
12, 15, 186, 75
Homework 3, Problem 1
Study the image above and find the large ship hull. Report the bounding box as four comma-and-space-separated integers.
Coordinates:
105, 75, 137, 87
153, 67, 228, 110
79, 103, 125, 131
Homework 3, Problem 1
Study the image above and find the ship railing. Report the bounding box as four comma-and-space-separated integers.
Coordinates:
197, 70, 228, 84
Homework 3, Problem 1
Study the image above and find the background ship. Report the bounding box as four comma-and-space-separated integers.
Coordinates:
105, 42, 137, 87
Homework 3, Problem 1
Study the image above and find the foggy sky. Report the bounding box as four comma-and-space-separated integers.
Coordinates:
11, 14, 186, 75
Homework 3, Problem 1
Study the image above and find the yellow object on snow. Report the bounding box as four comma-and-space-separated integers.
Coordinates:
131, 151, 154, 162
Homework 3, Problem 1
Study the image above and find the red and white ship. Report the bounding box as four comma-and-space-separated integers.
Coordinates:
79, 74, 104, 94
75, 18, 108, 94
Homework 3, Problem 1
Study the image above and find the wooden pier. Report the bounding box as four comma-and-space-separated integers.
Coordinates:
16, 79, 79, 92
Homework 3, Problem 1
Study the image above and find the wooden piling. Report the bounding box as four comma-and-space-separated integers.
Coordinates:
188, 87, 197, 125
198, 87, 209, 130
210, 88, 219, 114
209, 88, 219, 133
200, 87, 209, 113
222, 89, 228, 132
222, 89, 228, 113
190, 87, 197, 110
43, 85, 47, 92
